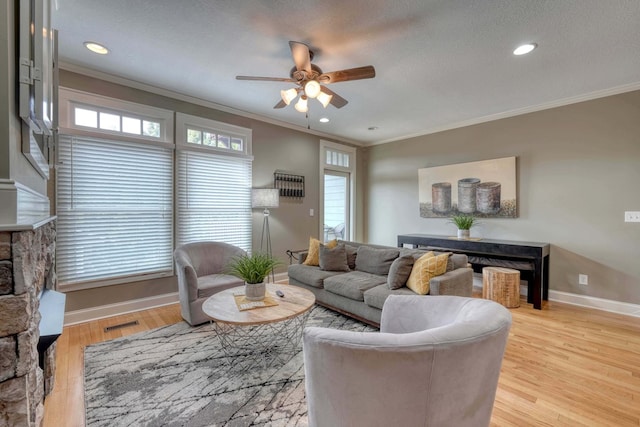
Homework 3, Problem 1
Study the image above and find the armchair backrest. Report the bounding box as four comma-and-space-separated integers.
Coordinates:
174, 241, 246, 277
303, 295, 512, 427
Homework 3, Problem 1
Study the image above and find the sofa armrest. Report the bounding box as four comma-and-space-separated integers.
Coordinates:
429, 267, 473, 297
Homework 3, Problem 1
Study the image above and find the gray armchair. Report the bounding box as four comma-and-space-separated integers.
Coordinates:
174, 241, 246, 325
303, 295, 512, 427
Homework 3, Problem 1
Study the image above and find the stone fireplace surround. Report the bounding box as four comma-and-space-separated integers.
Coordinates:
0, 220, 57, 427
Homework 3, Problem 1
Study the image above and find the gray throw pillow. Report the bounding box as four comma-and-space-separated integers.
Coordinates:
355, 246, 400, 275
387, 255, 414, 289
319, 243, 350, 272
345, 245, 358, 270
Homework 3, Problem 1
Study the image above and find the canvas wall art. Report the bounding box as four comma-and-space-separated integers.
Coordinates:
418, 157, 517, 218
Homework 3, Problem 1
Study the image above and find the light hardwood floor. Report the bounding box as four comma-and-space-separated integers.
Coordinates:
43, 294, 640, 427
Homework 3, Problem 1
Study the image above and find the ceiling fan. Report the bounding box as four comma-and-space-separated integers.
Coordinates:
236, 41, 376, 113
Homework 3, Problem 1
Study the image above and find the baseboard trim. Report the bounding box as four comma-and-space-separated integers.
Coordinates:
64, 292, 179, 326
549, 290, 640, 318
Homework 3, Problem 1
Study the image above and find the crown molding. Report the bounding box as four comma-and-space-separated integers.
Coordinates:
369, 81, 640, 146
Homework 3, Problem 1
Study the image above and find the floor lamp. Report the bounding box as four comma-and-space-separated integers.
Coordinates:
252, 188, 280, 283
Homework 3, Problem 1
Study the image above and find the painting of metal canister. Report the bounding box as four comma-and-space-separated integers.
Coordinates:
476, 182, 501, 214
431, 182, 452, 213
457, 178, 480, 213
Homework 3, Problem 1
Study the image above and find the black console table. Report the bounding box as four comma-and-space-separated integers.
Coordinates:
397, 234, 550, 310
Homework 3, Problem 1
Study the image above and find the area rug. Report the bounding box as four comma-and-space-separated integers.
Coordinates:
84, 306, 376, 426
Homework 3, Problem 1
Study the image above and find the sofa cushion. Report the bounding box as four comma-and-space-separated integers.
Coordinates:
319, 243, 350, 272
303, 237, 337, 266
355, 246, 399, 275
400, 248, 457, 271
345, 245, 358, 270
363, 284, 417, 310
406, 252, 450, 295
197, 274, 244, 299
288, 264, 345, 289
324, 271, 386, 301
399, 248, 430, 260
387, 255, 414, 290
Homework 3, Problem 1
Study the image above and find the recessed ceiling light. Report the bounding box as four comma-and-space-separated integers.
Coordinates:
513, 43, 537, 56
368, 126, 379, 131
84, 41, 109, 55
319, 117, 330, 123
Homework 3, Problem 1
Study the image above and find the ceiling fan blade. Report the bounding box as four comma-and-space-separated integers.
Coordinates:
236, 76, 295, 82
273, 99, 287, 109
318, 66, 376, 84
320, 87, 348, 109
289, 41, 312, 73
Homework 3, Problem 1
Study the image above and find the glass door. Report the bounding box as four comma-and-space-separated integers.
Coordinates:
323, 171, 350, 241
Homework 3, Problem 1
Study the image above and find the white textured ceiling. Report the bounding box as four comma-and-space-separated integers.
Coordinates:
51, 0, 640, 145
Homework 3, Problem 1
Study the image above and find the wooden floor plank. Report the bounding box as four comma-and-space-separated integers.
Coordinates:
43, 294, 640, 427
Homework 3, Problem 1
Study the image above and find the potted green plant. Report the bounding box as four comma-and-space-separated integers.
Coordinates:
227, 252, 281, 301
449, 214, 479, 240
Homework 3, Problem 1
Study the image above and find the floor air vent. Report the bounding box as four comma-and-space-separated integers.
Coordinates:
104, 320, 139, 332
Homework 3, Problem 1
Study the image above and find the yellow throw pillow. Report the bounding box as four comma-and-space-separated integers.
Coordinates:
303, 237, 337, 266
406, 252, 450, 295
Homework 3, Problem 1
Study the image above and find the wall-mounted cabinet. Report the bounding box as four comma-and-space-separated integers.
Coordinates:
274, 171, 305, 198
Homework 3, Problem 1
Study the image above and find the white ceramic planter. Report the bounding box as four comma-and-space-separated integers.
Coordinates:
457, 229, 470, 240
245, 282, 266, 301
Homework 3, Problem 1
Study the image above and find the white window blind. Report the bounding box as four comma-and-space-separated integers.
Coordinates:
57, 135, 173, 287
177, 150, 252, 250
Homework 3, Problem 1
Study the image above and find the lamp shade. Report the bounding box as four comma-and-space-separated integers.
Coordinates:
317, 91, 333, 108
294, 95, 309, 113
252, 188, 280, 209
304, 80, 321, 98
280, 88, 298, 105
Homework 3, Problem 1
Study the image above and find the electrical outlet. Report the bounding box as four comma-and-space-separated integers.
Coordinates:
579, 274, 588, 285
625, 211, 640, 222
309, 209, 314, 217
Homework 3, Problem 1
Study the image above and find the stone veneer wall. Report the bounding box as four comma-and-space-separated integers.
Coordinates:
0, 221, 56, 427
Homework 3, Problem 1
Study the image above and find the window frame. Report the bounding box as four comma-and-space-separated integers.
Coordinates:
175, 112, 253, 250
319, 140, 357, 241
56, 88, 175, 291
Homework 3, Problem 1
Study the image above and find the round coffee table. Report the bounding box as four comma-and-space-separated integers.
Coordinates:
202, 283, 315, 367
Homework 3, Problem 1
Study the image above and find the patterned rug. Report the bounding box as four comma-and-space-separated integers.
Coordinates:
84, 306, 376, 426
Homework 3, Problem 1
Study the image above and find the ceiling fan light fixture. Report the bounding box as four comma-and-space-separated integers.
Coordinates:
304, 80, 321, 98
280, 88, 298, 105
294, 95, 309, 113
317, 91, 333, 108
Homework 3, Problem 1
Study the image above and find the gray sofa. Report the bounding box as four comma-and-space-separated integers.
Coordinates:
288, 240, 473, 326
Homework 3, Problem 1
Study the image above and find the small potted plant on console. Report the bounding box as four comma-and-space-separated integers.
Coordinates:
450, 214, 479, 240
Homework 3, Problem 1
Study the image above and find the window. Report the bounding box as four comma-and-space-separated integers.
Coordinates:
176, 113, 253, 250
184, 125, 245, 153
57, 88, 174, 290
56, 135, 174, 288
177, 151, 252, 249
59, 87, 173, 143
320, 141, 356, 241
